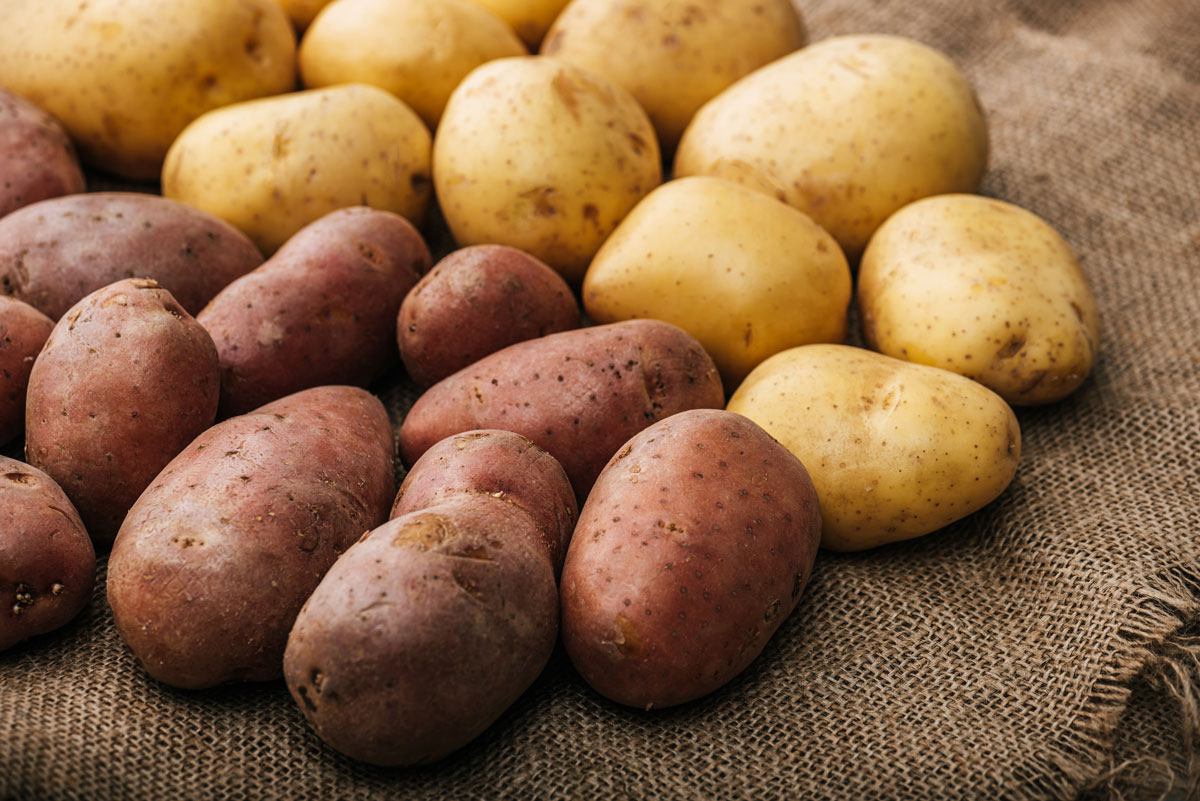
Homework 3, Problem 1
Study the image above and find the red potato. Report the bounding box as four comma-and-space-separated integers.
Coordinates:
0, 88, 85, 219
0, 456, 94, 653
561, 409, 822, 709
0, 296, 53, 445
198, 207, 430, 417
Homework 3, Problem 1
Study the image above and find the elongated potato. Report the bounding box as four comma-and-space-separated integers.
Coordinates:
108, 386, 395, 689
0, 88, 85, 218
0, 297, 53, 446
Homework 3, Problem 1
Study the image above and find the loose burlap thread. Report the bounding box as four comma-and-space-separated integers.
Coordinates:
2, 0, 1198, 798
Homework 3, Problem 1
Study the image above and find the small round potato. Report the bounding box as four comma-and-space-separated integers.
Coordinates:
163, 84, 432, 255
727, 344, 1021, 551
0, 88, 85, 218
300, 0, 527, 129
858, 194, 1101, 405
467, 0, 570, 47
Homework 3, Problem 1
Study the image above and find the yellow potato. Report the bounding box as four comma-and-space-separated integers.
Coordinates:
467, 0, 570, 47
542, 0, 806, 151
675, 34, 988, 259
282, 0, 334, 29
0, 0, 295, 181
163, 84, 432, 255
583, 176, 850, 386
859, 194, 1100, 405
727, 344, 1020, 551
434, 56, 661, 283
299, 0, 527, 129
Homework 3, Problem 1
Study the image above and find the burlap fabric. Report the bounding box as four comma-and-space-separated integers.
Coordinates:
2, 0, 1198, 798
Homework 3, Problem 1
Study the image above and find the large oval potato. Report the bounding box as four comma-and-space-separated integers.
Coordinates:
398, 319, 724, 497
434, 56, 661, 283
198, 207, 430, 417
163, 84, 432, 255
0, 297, 53, 446
466, 0, 569, 47
108, 386, 395, 689
561, 409, 821, 709
25, 279, 220, 543
858, 194, 1101, 405
583, 176, 851, 386
676, 34, 988, 259
0, 88, 85, 218
0, 0, 295, 180
0, 457, 94, 653
300, 0, 527, 129
727, 344, 1021, 551
0, 193, 264, 320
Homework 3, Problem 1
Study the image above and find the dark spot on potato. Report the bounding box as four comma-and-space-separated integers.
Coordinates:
997, 336, 1026, 359
297, 685, 316, 712
3, 472, 32, 483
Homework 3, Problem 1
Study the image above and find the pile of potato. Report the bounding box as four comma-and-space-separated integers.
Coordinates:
0, 0, 1099, 769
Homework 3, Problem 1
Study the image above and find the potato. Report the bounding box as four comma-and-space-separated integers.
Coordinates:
163, 84, 432, 255
198, 207, 430, 417
466, 0, 570, 47
285, 428, 573, 765
542, 0, 806, 151
0, 88, 85, 218
0, 457, 94, 653
433, 56, 661, 283
0, 0, 295, 180
25, 279, 220, 543
0, 297, 53, 446
561, 408, 821, 709
107, 386, 395, 689
0, 193, 264, 320
858, 194, 1101, 405
398, 245, 580, 387
727, 344, 1021, 551
282, 0, 334, 29
583, 176, 851, 386
398, 319, 724, 497
675, 34, 989, 259
300, 0, 527, 129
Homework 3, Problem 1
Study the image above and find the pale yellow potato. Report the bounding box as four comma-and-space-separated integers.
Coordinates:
300, 0, 527, 129
163, 84, 432, 255
675, 34, 988, 260
727, 344, 1020, 551
282, 0, 334, 29
468, 0, 570, 47
859, 195, 1100, 406
583, 176, 850, 386
0, 0, 295, 181
542, 0, 806, 151
434, 56, 661, 283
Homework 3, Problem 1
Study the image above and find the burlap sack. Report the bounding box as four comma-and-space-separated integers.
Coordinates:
2, 0, 1198, 798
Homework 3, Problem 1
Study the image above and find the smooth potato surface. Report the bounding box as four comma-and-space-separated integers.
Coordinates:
0, 88, 85, 218
0, 298, 53, 446
467, 0, 569, 47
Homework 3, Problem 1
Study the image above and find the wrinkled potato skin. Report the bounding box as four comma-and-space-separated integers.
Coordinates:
163, 84, 432, 255
108, 386, 395, 689
399, 245, 580, 387
0, 0, 295, 180
285, 496, 558, 765
676, 35, 988, 259
0, 193, 264, 320
468, 0, 570, 47
561, 409, 821, 709
0, 89, 85, 218
25, 279, 220, 543
300, 0, 527, 129
398, 319, 724, 497
542, 0, 806, 151
198, 207, 430, 417
0, 298, 53, 446
727, 344, 1021, 551
391, 430, 578, 573
583, 176, 851, 387
858, 195, 1101, 405
434, 56, 661, 283
0, 457, 94, 653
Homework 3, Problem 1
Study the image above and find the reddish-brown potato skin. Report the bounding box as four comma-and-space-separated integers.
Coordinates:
0, 193, 262, 320
0, 89, 86, 219
398, 319, 724, 497
284, 496, 559, 766
561, 409, 822, 709
107, 386, 395, 690
198, 206, 431, 417
391, 429, 578, 574
398, 245, 580, 386
25, 279, 220, 543
0, 457, 94, 653
0, 297, 53, 445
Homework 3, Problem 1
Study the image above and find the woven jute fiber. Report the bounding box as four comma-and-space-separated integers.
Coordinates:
2, 0, 1199, 798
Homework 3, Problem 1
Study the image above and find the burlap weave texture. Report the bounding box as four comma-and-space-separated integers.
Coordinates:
2, 0, 1198, 798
